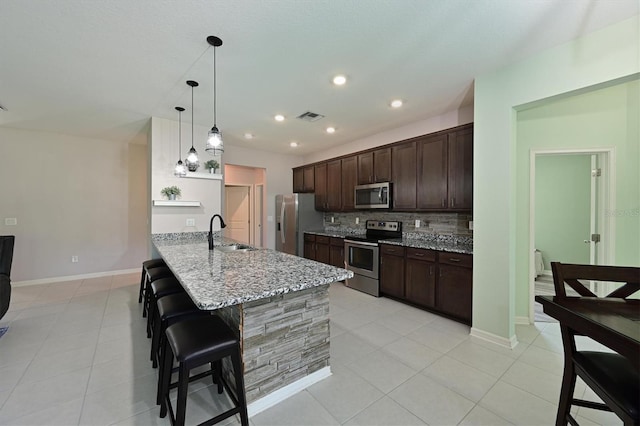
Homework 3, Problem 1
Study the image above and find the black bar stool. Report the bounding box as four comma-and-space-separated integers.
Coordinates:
151, 292, 208, 369
143, 266, 175, 318
146, 277, 184, 339
159, 315, 249, 426
139, 259, 166, 303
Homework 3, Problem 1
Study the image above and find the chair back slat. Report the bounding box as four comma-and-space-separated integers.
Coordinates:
564, 278, 597, 297
606, 282, 640, 298
551, 262, 640, 299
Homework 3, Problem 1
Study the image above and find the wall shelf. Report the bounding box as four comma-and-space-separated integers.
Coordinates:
153, 200, 201, 207
184, 171, 223, 180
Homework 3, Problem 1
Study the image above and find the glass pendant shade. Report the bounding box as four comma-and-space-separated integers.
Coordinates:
185, 147, 199, 171
206, 126, 223, 153
174, 106, 187, 177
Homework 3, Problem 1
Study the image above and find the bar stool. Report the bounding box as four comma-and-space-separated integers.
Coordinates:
146, 277, 184, 338
151, 292, 208, 369
143, 266, 175, 318
138, 259, 166, 303
159, 315, 249, 426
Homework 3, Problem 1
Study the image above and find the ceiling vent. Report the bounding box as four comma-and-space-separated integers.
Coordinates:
297, 111, 325, 122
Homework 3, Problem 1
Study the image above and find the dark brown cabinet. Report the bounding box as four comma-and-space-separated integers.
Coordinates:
341, 156, 357, 211
303, 234, 315, 260
304, 233, 335, 266
380, 245, 405, 299
379, 244, 472, 324
447, 126, 473, 210
405, 248, 437, 308
391, 141, 417, 210
357, 148, 391, 185
437, 253, 472, 323
326, 160, 342, 211
329, 237, 345, 269
314, 163, 328, 211
417, 134, 448, 209
293, 165, 316, 193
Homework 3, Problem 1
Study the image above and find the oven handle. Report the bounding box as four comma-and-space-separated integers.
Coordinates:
344, 239, 379, 247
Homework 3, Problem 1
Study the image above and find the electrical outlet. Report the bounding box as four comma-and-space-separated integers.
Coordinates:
71, 256, 79, 263
469, 221, 474, 230
4, 218, 17, 226
355, 217, 359, 225
186, 218, 195, 227
331, 216, 335, 223
415, 219, 420, 228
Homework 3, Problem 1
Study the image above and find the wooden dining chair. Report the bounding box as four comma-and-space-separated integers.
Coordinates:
551, 262, 640, 426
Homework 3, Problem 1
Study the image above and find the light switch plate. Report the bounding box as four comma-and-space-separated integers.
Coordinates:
4, 218, 17, 226
355, 217, 359, 225
469, 221, 474, 230
186, 218, 195, 227
415, 219, 420, 228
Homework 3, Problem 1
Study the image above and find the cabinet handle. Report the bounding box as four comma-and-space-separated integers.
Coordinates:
442, 199, 446, 207
414, 253, 424, 257
448, 258, 461, 262
451, 198, 455, 207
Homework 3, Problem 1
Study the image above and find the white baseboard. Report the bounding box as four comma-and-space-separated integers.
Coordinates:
247, 366, 332, 417
470, 327, 519, 350
515, 316, 531, 325
12, 268, 139, 287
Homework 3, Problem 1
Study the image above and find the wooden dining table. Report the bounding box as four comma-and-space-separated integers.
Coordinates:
535, 295, 640, 365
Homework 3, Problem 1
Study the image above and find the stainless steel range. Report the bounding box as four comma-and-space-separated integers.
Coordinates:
344, 220, 402, 297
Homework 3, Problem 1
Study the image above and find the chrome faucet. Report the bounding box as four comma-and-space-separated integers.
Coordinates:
208, 214, 227, 250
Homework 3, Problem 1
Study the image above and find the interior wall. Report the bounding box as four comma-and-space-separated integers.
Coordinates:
534, 155, 592, 270
302, 105, 474, 164
150, 117, 223, 234
0, 126, 149, 283
473, 15, 639, 342
222, 144, 304, 250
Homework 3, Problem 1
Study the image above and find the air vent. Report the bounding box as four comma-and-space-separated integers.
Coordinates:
297, 111, 325, 122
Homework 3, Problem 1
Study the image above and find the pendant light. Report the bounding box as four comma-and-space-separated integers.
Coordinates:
206, 36, 224, 154
185, 80, 200, 172
173, 106, 187, 177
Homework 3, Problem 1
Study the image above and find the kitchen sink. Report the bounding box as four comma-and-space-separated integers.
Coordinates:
215, 244, 256, 253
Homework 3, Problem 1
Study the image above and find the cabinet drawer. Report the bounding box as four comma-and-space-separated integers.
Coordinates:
406, 247, 436, 262
330, 237, 344, 247
381, 244, 405, 257
438, 252, 472, 268
316, 235, 330, 245
304, 233, 316, 242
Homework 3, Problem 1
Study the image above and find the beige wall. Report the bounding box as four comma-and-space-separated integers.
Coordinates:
0, 126, 149, 283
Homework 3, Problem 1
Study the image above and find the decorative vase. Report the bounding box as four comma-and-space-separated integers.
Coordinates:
168, 194, 176, 200
209, 168, 215, 174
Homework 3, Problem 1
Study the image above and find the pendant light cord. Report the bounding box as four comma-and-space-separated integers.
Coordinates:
191, 85, 195, 149
213, 46, 217, 127
178, 109, 182, 157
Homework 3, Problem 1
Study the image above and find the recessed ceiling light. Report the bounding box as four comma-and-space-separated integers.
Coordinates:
290, 142, 298, 148
244, 133, 254, 139
275, 114, 285, 122
332, 75, 347, 86
390, 99, 403, 108
326, 127, 335, 134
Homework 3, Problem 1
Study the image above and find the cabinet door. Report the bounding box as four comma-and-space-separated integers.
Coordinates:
406, 258, 436, 308
417, 134, 448, 209
380, 253, 405, 299
447, 125, 473, 210
326, 159, 342, 211
303, 166, 315, 192
303, 234, 315, 260
315, 238, 331, 265
329, 242, 344, 269
437, 264, 472, 323
341, 156, 357, 211
373, 148, 391, 182
293, 168, 304, 193
391, 141, 417, 210
314, 163, 328, 211
357, 152, 374, 185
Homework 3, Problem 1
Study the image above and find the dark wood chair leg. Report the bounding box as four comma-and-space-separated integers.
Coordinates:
556, 360, 577, 426
175, 364, 190, 426
138, 269, 146, 303
159, 340, 173, 416
231, 346, 249, 426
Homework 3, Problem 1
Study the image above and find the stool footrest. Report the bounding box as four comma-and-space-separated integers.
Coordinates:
572, 398, 614, 412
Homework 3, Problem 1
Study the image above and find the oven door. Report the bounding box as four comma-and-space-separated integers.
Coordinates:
344, 240, 379, 280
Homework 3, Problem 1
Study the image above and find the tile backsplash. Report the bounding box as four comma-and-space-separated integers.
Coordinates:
323, 211, 473, 237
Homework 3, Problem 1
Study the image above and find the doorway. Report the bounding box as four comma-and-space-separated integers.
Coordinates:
529, 148, 614, 322
224, 164, 267, 247
225, 186, 251, 244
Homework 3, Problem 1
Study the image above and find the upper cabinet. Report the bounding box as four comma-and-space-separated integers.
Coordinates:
291, 123, 473, 212
357, 148, 391, 184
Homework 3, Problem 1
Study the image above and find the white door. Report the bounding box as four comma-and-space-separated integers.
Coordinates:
254, 184, 264, 247
225, 186, 251, 244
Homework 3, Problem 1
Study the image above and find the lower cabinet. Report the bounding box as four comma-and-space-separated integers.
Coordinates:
304, 233, 342, 268
379, 244, 472, 324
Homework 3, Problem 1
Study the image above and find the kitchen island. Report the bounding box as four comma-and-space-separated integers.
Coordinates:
151, 233, 352, 416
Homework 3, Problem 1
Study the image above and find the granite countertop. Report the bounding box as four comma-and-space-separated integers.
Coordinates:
152, 234, 353, 310
303, 230, 473, 254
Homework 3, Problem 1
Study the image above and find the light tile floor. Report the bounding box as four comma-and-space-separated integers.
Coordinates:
0, 274, 621, 425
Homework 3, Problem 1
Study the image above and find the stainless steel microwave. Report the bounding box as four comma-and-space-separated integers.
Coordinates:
354, 182, 391, 209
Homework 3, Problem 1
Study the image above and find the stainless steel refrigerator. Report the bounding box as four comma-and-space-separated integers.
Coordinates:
275, 194, 323, 256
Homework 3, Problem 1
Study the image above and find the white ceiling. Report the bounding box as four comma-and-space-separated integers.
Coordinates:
1, 1, 638, 155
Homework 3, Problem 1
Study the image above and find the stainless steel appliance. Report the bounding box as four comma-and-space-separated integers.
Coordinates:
354, 182, 391, 209
344, 220, 402, 296
275, 194, 323, 256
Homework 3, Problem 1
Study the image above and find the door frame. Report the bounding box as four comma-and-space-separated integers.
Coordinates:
528, 147, 616, 323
